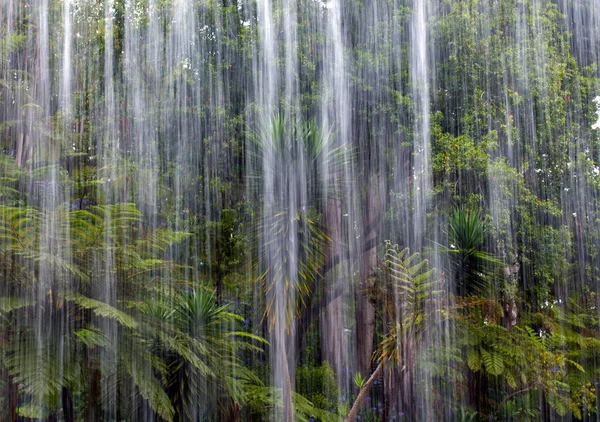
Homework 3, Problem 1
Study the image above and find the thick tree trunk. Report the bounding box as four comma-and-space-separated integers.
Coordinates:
356, 173, 380, 376
344, 361, 384, 422
321, 196, 348, 384
23, 134, 31, 168
356, 292, 375, 376
84, 367, 101, 421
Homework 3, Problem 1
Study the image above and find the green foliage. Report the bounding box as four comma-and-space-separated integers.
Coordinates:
453, 295, 600, 418
0, 200, 197, 420
124, 356, 175, 422
296, 360, 339, 412
257, 209, 330, 325
245, 385, 339, 422
69, 294, 139, 329
249, 115, 340, 327
140, 288, 268, 420
455, 404, 478, 422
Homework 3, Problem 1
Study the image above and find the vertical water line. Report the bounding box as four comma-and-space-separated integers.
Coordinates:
410, 0, 430, 252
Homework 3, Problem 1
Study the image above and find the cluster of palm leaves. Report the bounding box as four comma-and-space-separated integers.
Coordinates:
0, 202, 265, 421
248, 114, 344, 325
443, 208, 501, 296
0, 112, 353, 421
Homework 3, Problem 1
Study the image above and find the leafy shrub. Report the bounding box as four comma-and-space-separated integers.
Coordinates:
296, 360, 339, 412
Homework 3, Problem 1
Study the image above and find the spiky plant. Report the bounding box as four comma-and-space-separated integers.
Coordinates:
445, 208, 501, 296
247, 114, 353, 326
140, 289, 267, 421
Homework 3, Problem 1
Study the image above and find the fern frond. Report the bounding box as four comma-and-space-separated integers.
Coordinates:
68, 294, 138, 329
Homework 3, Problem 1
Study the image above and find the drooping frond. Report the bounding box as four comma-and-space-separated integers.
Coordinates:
67, 294, 139, 329
123, 351, 174, 422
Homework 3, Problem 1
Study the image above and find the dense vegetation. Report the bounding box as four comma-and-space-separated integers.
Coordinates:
1, 0, 600, 420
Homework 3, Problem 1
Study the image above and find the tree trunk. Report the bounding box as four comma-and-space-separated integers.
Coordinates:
62, 386, 75, 422
84, 367, 101, 421
23, 134, 31, 168
280, 339, 294, 422
321, 295, 347, 382
356, 173, 380, 376
344, 361, 384, 422
15, 132, 24, 168
356, 292, 375, 376
320, 196, 348, 385
8, 373, 17, 422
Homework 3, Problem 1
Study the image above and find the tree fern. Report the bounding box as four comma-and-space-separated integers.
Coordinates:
68, 294, 138, 329
139, 289, 268, 420
123, 353, 174, 422
0, 201, 193, 419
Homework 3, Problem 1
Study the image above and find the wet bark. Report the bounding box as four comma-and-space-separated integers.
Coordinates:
61, 386, 75, 422
15, 132, 25, 168
320, 196, 346, 379
8, 373, 17, 422
84, 367, 101, 421
356, 173, 381, 376
356, 291, 375, 376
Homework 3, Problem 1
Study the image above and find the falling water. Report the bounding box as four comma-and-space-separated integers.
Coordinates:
2, 0, 600, 420
410, 0, 431, 251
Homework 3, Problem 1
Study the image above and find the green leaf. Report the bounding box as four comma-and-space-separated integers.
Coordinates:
17, 404, 48, 419
480, 349, 504, 376
353, 372, 364, 388
6, 346, 68, 400
0, 297, 33, 313
73, 328, 109, 348
124, 357, 174, 421
565, 359, 585, 373
229, 331, 270, 344
466, 348, 481, 371
505, 372, 517, 389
